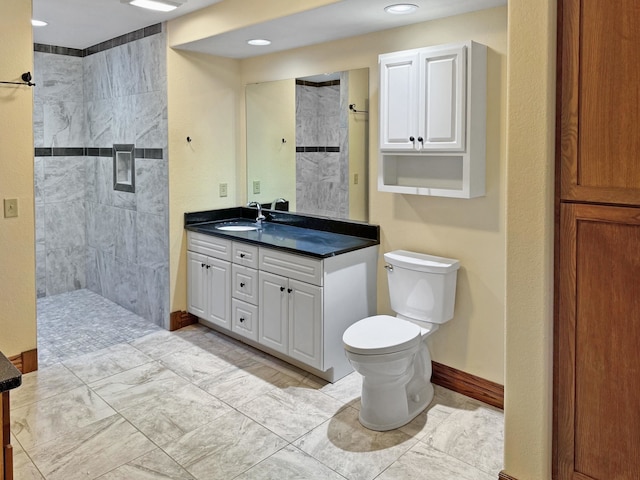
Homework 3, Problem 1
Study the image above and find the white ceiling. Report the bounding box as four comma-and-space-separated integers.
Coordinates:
32, 0, 506, 58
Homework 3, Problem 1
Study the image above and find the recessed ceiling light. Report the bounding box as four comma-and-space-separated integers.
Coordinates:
247, 39, 272, 46
384, 3, 419, 15
31, 19, 48, 27
125, 0, 183, 12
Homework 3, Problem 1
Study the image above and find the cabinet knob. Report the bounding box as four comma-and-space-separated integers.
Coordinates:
206, 265, 211, 269
240, 282, 245, 288
239, 317, 245, 323
201, 263, 205, 268
240, 253, 245, 258
409, 136, 415, 142
417, 136, 424, 144
287, 288, 293, 293
280, 286, 285, 292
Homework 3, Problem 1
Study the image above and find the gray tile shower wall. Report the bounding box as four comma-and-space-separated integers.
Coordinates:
33, 25, 169, 328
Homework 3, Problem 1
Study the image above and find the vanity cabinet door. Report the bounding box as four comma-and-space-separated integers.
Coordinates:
204, 256, 231, 330
258, 271, 288, 354
187, 251, 208, 319
231, 298, 259, 342
288, 279, 323, 370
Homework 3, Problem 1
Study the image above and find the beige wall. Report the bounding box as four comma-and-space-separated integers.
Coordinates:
0, 0, 36, 358
238, 7, 508, 385
166, 46, 242, 315
503, 0, 556, 478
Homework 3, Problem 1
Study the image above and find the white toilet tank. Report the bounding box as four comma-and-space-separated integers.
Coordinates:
384, 250, 460, 325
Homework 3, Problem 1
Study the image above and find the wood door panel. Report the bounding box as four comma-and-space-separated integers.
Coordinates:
560, 0, 640, 204
558, 204, 640, 479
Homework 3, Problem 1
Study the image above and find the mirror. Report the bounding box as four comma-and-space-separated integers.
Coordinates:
246, 68, 369, 221
113, 143, 135, 193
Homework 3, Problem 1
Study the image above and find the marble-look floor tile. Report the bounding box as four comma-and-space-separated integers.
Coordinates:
235, 445, 347, 480
424, 402, 505, 476
89, 361, 189, 411
163, 410, 288, 480
197, 361, 300, 408
293, 406, 417, 480
11, 385, 116, 450
118, 383, 232, 445
308, 371, 363, 408
98, 448, 195, 480
158, 345, 236, 384
11, 435, 45, 480
28, 415, 155, 480
238, 383, 345, 442
62, 343, 153, 383
11, 364, 84, 409
129, 330, 195, 360
376, 440, 495, 480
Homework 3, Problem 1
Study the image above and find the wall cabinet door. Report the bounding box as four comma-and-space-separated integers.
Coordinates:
418, 44, 466, 151
556, 203, 640, 480
379, 50, 419, 151
288, 279, 323, 370
258, 271, 288, 354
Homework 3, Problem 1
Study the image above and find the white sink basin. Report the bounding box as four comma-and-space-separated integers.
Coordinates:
216, 225, 258, 232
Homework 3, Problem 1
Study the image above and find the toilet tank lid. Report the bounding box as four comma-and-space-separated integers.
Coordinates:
384, 250, 460, 273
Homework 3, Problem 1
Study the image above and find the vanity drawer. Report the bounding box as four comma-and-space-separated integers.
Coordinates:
259, 248, 323, 286
187, 231, 232, 261
231, 298, 259, 342
232, 242, 259, 268
232, 264, 259, 305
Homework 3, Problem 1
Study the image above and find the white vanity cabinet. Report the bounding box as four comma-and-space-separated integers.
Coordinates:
258, 250, 323, 369
378, 40, 487, 198
230, 243, 259, 341
186, 233, 232, 329
186, 229, 378, 382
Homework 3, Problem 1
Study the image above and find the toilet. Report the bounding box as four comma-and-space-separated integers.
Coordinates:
342, 250, 460, 431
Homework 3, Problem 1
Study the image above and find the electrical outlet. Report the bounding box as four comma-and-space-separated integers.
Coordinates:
219, 183, 228, 197
354, 173, 359, 185
253, 180, 261, 195
3, 198, 18, 218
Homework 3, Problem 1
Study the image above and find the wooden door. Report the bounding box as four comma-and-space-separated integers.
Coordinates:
555, 2, 640, 478
557, 204, 640, 479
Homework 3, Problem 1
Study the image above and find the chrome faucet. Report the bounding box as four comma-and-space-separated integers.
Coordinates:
271, 197, 287, 210
247, 201, 266, 224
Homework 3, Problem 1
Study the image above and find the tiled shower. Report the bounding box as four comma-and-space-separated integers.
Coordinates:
33, 25, 169, 327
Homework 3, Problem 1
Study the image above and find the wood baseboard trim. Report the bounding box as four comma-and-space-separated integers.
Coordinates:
498, 472, 519, 480
432, 361, 504, 409
169, 311, 198, 331
8, 349, 38, 374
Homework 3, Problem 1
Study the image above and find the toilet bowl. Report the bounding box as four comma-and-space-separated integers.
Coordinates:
342, 250, 459, 431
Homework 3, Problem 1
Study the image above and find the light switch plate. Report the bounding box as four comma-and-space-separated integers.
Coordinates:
253, 180, 261, 194
4, 198, 18, 218
219, 183, 228, 197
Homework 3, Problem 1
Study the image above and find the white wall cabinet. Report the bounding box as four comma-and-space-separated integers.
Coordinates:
186, 230, 378, 382
378, 40, 486, 198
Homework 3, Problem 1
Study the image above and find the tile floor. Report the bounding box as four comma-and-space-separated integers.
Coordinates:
14, 291, 504, 480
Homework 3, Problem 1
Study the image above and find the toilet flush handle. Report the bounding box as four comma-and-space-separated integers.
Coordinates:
384, 264, 393, 272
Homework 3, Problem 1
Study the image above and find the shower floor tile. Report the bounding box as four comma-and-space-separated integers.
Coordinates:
37, 289, 162, 368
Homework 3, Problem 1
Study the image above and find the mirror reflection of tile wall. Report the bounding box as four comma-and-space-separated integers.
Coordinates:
295, 72, 349, 219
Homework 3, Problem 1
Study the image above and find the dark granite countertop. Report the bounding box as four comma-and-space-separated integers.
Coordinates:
0, 351, 22, 393
185, 207, 380, 259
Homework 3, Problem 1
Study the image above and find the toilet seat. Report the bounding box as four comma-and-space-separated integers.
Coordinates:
343, 315, 422, 355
